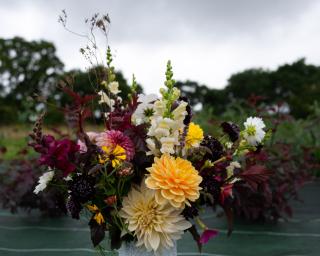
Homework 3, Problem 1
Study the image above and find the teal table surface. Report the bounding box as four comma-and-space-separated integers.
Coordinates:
0, 181, 319, 256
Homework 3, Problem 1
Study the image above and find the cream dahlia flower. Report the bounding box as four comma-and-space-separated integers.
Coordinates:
145, 154, 202, 208
119, 182, 191, 253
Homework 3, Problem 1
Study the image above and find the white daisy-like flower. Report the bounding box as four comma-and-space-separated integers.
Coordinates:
119, 181, 191, 254
34, 171, 55, 194
243, 117, 266, 146
132, 94, 158, 125
108, 81, 121, 95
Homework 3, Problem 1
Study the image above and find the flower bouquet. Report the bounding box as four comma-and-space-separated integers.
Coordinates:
29, 31, 272, 255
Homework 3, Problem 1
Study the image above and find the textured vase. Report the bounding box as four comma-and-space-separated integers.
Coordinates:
117, 241, 177, 256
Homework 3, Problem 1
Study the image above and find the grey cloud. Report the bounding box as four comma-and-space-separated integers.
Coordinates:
3, 0, 316, 44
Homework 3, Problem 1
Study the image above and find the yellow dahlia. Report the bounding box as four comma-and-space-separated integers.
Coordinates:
145, 154, 202, 208
185, 122, 204, 149
119, 182, 191, 253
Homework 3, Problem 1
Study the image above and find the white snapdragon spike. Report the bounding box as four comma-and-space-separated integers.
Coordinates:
98, 91, 115, 110
172, 101, 188, 122
132, 94, 158, 125
108, 81, 121, 95
34, 171, 55, 194
153, 100, 166, 116
146, 138, 160, 156
160, 136, 179, 154
147, 115, 184, 155
243, 117, 266, 146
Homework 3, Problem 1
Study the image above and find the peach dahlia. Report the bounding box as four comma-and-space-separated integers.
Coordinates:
145, 154, 202, 208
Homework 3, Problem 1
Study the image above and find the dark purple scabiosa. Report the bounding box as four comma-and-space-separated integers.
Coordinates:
68, 175, 95, 203
182, 204, 199, 220
220, 122, 240, 142
66, 196, 83, 219
200, 135, 224, 162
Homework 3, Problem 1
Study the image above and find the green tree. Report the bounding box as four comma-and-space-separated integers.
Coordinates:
0, 37, 64, 123
224, 59, 320, 118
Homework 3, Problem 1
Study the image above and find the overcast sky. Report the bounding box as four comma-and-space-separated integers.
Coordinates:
1, 0, 320, 94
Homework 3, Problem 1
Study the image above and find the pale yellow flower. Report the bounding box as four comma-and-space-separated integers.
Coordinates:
145, 154, 202, 208
119, 182, 191, 253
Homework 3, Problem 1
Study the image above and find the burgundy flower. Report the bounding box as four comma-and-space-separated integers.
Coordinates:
220, 183, 233, 204
199, 229, 219, 244
38, 135, 79, 176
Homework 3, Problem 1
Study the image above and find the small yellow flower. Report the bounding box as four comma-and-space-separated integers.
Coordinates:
185, 122, 204, 149
99, 145, 126, 167
87, 204, 105, 225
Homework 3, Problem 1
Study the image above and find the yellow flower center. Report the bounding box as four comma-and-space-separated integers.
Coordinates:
246, 125, 256, 136
138, 207, 156, 228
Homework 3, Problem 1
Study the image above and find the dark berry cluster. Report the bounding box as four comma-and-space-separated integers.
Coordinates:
201, 135, 224, 161
68, 175, 95, 203
221, 122, 240, 142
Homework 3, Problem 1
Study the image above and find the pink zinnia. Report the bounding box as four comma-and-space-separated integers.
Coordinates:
95, 130, 135, 160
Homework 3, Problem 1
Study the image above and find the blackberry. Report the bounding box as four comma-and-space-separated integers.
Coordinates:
66, 196, 82, 219
221, 122, 240, 142
182, 204, 199, 220
68, 175, 95, 203
201, 135, 224, 161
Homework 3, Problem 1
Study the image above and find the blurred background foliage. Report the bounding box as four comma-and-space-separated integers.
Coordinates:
0, 36, 319, 218
0, 37, 319, 165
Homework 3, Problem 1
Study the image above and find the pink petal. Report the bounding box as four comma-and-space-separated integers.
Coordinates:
199, 229, 219, 244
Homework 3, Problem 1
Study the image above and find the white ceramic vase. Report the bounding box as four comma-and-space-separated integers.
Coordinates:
117, 241, 177, 256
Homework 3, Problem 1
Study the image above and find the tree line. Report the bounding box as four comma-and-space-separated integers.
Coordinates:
1, 37, 319, 124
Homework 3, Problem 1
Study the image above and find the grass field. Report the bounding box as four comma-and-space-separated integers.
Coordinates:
0, 125, 34, 160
